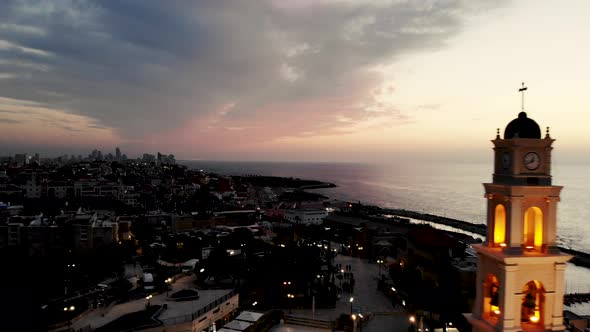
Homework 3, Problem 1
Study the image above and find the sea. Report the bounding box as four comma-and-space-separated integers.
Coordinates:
182, 160, 590, 313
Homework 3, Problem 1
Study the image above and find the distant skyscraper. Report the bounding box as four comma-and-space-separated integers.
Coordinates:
168, 154, 176, 165
142, 153, 155, 163
14, 153, 27, 166
115, 147, 121, 161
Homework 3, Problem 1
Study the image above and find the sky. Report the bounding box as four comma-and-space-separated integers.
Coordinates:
0, 0, 589, 163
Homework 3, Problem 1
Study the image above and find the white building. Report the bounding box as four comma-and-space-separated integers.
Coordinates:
74, 179, 118, 198
284, 209, 328, 225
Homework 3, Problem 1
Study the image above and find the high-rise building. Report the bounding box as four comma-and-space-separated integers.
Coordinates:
115, 147, 121, 161
14, 153, 28, 166
167, 154, 176, 165
466, 111, 571, 332
142, 153, 155, 163
90, 149, 99, 160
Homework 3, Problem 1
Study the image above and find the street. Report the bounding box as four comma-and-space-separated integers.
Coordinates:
287, 254, 411, 332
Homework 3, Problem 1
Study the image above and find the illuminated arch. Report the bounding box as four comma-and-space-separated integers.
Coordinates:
493, 204, 506, 246
523, 207, 543, 249
484, 274, 501, 322
520, 280, 545, 328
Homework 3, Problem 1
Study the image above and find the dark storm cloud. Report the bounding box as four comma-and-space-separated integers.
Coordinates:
0, 0, 505, 140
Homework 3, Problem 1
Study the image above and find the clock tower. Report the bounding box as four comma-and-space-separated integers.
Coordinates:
466, 111, 571, 332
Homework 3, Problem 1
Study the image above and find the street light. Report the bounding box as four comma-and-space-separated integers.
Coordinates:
376, 259, 383, 275
64, 305, 75, 332
146, 294, 153, 307
349, 297, 354, 314
165, 278, 172, 296
287, 294, 295, 314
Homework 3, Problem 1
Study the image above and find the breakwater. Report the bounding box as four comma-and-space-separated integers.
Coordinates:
336, 201, 590, 268
381, 208, 487, 236
381, 207, 590, 268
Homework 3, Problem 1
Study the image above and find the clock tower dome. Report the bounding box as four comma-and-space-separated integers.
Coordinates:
466, 109, 571, 332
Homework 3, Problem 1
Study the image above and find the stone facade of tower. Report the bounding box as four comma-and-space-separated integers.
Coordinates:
466, 112, 571, 332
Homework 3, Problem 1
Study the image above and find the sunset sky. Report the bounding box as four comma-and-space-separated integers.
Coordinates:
1, 0, 589, 163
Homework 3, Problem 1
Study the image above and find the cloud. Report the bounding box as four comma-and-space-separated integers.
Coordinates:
0, 96, 120, 147
0, 118, 22, 124
0, 73, 18, 80
0, 0, 505, 154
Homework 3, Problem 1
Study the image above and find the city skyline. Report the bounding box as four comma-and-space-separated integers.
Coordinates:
1, 1, 589, 163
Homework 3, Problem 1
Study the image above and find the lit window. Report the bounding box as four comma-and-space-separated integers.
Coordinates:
493, 205, 506, 246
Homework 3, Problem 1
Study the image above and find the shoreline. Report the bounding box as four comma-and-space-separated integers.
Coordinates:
186, 167, 590, 268
298, 182, 337, 190
309, 190, 590, 268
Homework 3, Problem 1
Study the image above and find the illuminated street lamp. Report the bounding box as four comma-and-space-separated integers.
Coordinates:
146, 294, 153, 307
376, 259, 383, 275
64, 305, 75, 332
165, 277, 173, 296
287, 294, 295, 314
349, 297, 354, 314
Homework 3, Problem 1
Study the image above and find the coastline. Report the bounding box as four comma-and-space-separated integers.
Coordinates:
298, 183, 337, 190
306, 187, 590, 268
185, 164, 590, 268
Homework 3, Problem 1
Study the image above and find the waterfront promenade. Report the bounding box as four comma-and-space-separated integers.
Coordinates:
282, 255, 410, 332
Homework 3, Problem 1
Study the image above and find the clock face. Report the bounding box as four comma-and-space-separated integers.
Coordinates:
502, 153, 510, 169
524, 152, 540, 171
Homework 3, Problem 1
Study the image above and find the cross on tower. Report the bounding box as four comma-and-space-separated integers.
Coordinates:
519, 82, 528, 111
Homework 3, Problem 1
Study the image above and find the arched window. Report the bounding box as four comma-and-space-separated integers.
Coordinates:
494, 204, 506, 246
523, 207, 543, 249
520, 280, 545, 329
484, 274, 501, 322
